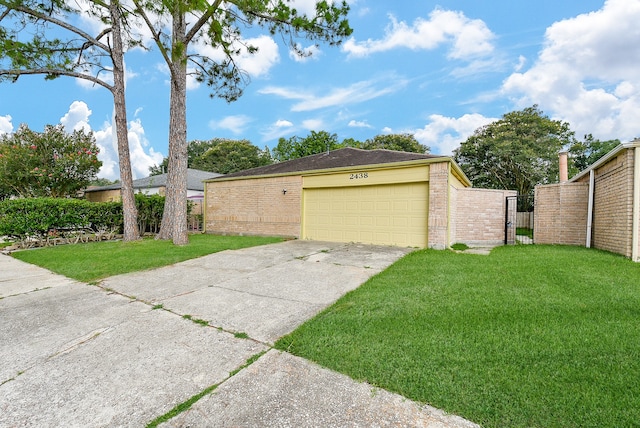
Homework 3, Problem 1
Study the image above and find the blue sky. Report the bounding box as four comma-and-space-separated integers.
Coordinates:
1, 0, 638, 180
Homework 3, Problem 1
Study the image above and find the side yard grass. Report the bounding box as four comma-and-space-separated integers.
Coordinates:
275, 245, 640, 427
10, 234, 282, 282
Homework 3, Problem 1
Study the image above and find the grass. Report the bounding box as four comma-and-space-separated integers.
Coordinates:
516, 227, 534, 238
182, 314, 209, 326
275, 245, 640, 427
146, 350, 266, 428
10, 234, 282, 282
450, 242, 469, 251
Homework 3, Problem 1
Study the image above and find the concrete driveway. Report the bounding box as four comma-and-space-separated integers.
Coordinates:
0, 240, 478, 427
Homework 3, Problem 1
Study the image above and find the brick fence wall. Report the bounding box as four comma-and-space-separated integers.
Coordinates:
205, 176, 302, 238
535, 149, 636, 259
453, 188, 517, 246
585, 150, 634, 257
534, 182, 589, 246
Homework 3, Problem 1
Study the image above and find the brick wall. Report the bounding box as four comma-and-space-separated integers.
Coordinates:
448, 183, 457, 247
454, 188, 517, 246
85, 189, 122, 202
590, 150, 635, 257
205, 176, 302, 237
534, 183, 589, 245
428, 163, 449, 249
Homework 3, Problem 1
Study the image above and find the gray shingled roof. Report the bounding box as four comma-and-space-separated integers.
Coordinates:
85, 169, 223, 193
212, 148, 441, 179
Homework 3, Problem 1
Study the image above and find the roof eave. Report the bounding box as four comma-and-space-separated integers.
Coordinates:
205, 156, 472, 186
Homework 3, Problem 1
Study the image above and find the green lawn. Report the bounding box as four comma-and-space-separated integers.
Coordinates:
516, 227, 534, 238
276, 245, 640, 427
11, 234, 282, 282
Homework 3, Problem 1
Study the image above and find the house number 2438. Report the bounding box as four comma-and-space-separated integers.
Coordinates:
349, 172, 369, 179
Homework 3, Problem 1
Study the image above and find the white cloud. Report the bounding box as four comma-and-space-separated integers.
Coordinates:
95, 117, 164, 180
302, 119, 324, 130
357, 7, 371, 18
60, 101, 92, 132
502, 0, 640, 142
342, 8, 495, 60
209, 115, 252, 134
55, 102, 163, 180
275, 120, 294, 128
127, 118, 164, 179
348, 119, 372, 128
450, 58, 507, 78
186, 68, 202, 91
260, 120, 296, 141
259, 77, 408, 112
93, 122, 118, 180
289, 43, 322, 62
413, 113, 496, 156
193, 35, 280, 80
287, 0, 354, 17
236, 36, 280, 77
93, 117, 164, 180
0, 115, 13, 135
514, 55, 527, 72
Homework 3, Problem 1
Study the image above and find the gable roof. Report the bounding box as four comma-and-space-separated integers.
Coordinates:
85, 169, 223, 193
210, 148, 443, 180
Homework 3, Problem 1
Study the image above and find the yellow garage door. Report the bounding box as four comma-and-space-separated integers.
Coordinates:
303, 182, 428, 247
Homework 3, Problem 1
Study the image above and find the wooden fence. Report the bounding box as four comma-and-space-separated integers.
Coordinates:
517, 212, 534, 229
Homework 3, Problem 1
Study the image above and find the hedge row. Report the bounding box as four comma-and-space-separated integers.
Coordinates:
0, 195, 166, 242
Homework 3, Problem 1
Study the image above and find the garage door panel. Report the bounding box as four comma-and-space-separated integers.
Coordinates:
303, 183, 428, 247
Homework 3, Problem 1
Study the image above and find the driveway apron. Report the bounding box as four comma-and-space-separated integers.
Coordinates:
0, 240, 478, 427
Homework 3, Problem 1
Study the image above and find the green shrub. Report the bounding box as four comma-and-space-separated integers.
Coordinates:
135, 193, 164, 234
0, 197, 121, 241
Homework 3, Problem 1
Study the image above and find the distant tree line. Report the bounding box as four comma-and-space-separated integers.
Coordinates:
149, 132, 429, 176
0, 108, 620, 211
454, 105, 620, 211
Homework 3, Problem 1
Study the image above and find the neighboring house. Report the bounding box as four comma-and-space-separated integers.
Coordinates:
85, 169, 223, 230
85, 169, 223, 202
203, 147, 515, 249
535, 138, 640, 262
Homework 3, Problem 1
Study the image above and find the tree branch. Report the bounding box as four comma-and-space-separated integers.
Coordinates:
0, 6, 10, 22
0, 68, 113, 91
131, 0, 172, 66
184, 0, 223, 44
10, 3, 110, 52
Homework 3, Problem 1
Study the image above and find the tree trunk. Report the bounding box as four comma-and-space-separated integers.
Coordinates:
110, 0, 140, 242
157, 7, 188, 245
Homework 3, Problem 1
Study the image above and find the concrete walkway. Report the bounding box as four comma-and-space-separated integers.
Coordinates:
0, 240, 479, 427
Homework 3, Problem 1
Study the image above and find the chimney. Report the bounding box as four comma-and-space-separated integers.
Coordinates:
559, 151, 568, 183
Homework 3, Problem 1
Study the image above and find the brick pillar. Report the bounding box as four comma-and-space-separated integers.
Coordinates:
428, 163, 449, 249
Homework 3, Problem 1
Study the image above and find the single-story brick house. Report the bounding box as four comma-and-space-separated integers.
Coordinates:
203, 148, 516, 249
534, 138, 640, 261
85, 169, 223, 229
85, 168, 223, 202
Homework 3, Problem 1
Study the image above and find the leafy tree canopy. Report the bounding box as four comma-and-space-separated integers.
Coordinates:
191, 139, 272, 174
0, 124, 101, 199
361, 133, 430, 153
149, 138, 272, 175
272, 131, 428, 162
273, 131, 341, 162
0, 0, 143, 240
568, 134, 620, 175
454, 105, 576, 199
89, 177, 119, 187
